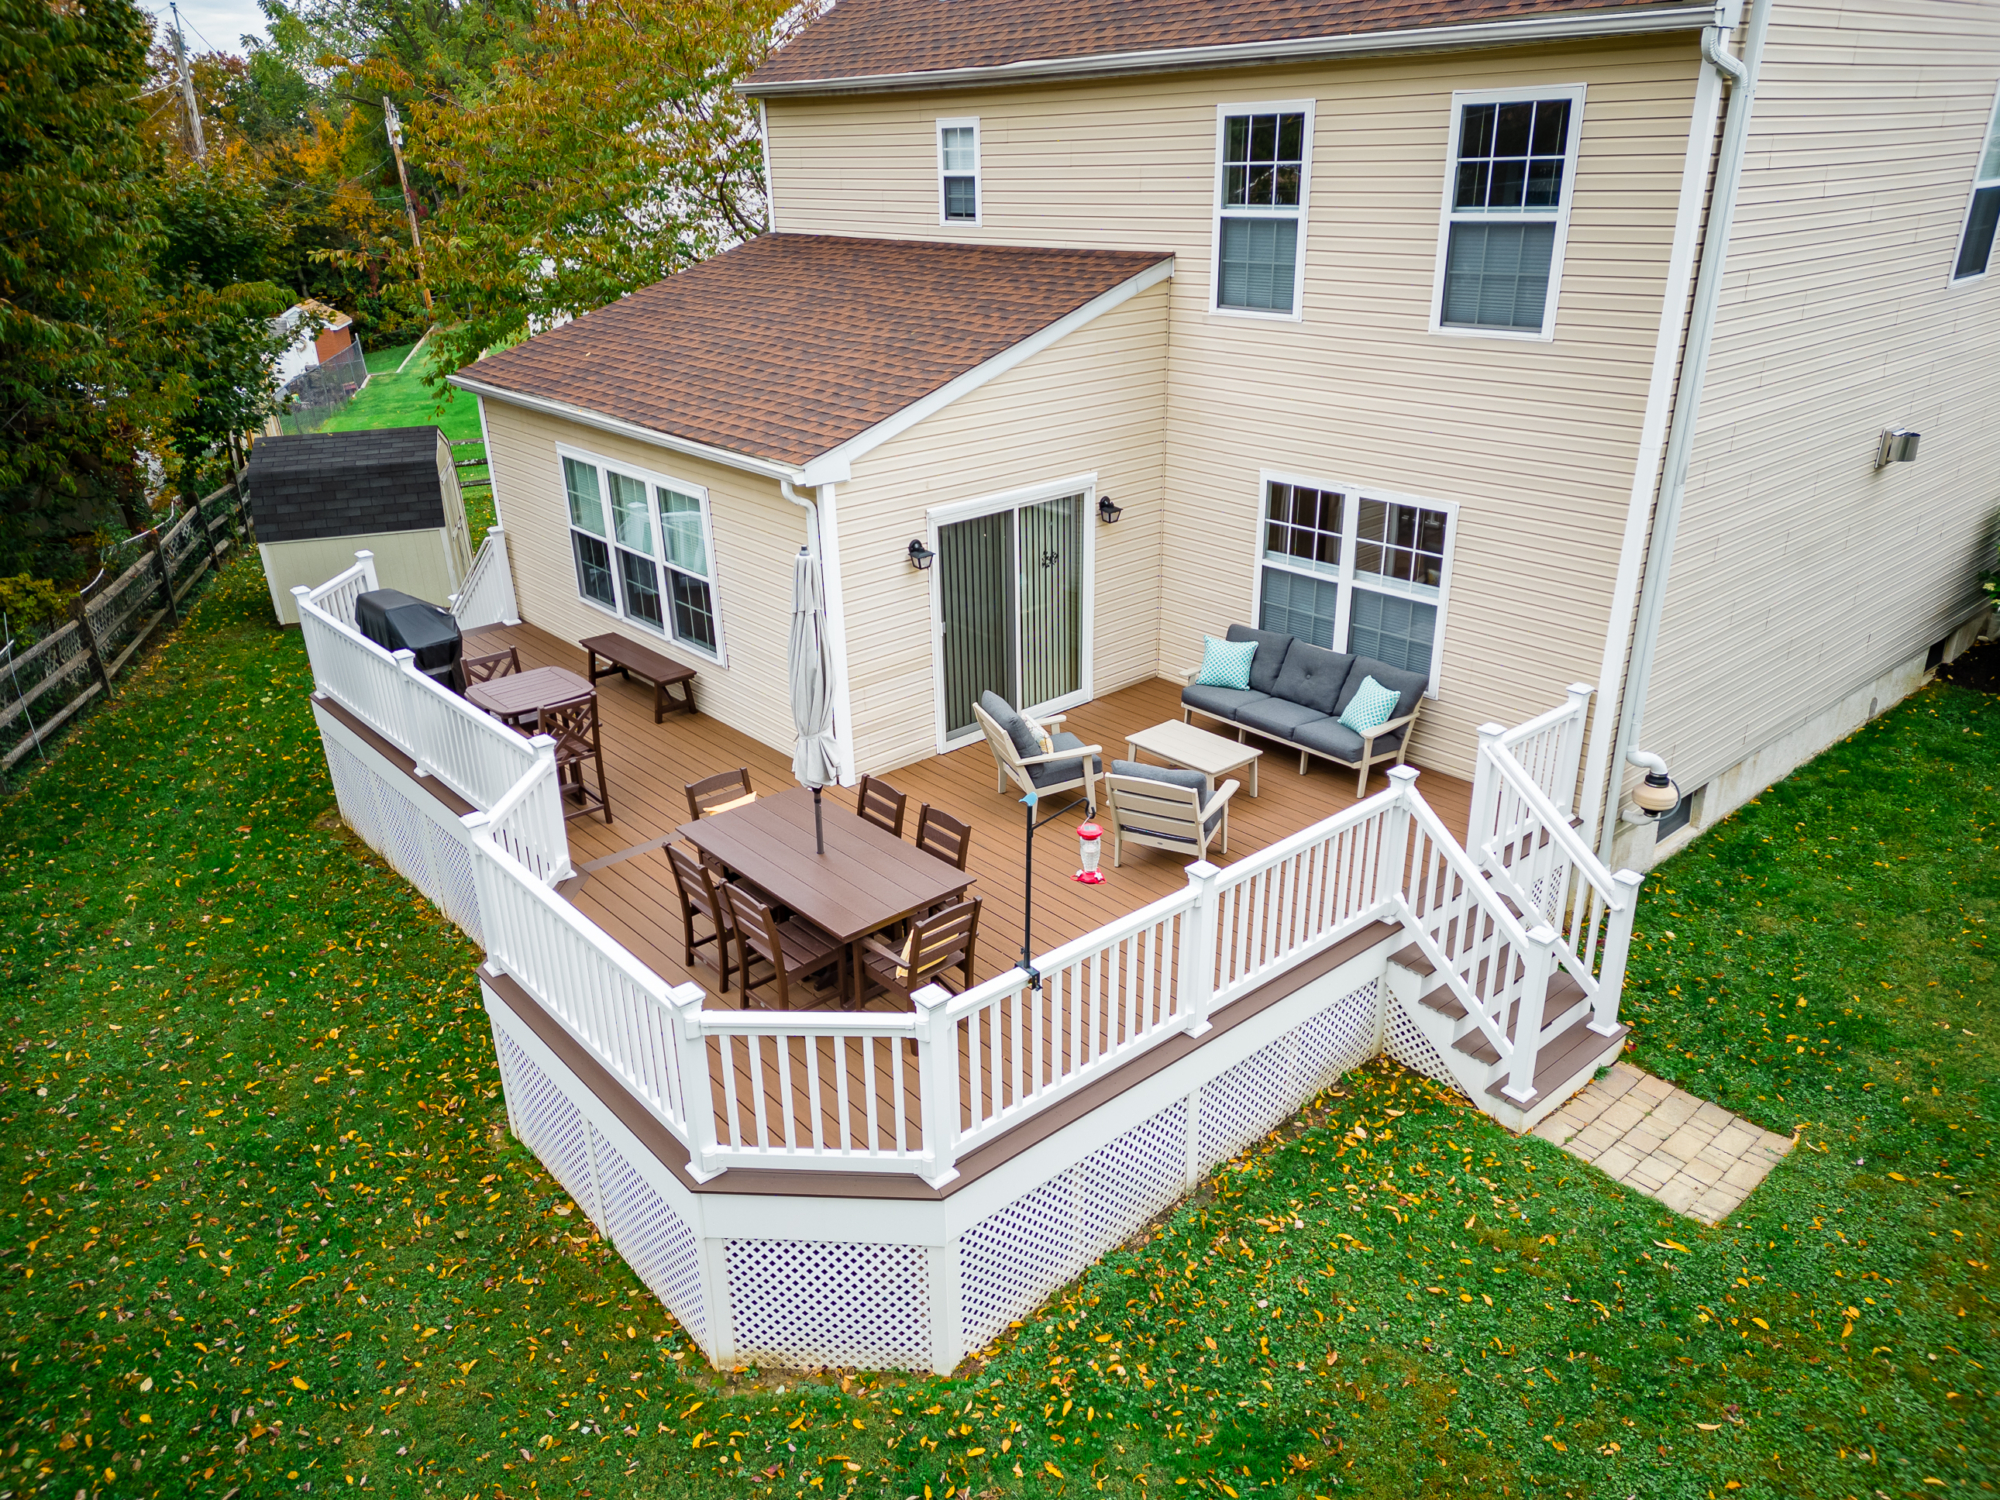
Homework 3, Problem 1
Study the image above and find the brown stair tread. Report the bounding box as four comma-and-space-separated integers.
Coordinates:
1387, 942, 1435, 977
1441, 971, 1589, 1060
1483, 1015, 1627, 1110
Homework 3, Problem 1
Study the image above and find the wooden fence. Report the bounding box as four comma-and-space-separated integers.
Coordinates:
0, 481, 254, 774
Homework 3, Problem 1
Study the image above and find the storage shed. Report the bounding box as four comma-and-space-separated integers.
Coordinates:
248, 427, 475, 625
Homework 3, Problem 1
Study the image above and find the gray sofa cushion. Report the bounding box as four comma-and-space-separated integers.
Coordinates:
1235, 697, 1333, 740
1026, 731, 1101, 789
1270, 641, 1353, 717
980, 689, 1042, 762
1109, 760, 1223, 837
1334, 657, 1428, 723
1291, 716, 1408, 764
1181, 683, 1268, 721
1224, 623, 1294, 696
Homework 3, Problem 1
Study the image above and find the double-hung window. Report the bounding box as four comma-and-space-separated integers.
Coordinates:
939, 118, 980, 224
1432, 85, 1585, 338
1214, 104, 1312, 316
1255, 477, 1453, 683
562, 450, 724, 660
1951, 85, 2000, 283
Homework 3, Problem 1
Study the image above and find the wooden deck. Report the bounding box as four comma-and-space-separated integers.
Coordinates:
465, 621, 1472, 1009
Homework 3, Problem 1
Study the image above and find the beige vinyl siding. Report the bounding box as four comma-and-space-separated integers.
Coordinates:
767, 39, 1706, 775
836, 285, 1170, 777
480, 399, 808, 753
1637, 1, 2000, 796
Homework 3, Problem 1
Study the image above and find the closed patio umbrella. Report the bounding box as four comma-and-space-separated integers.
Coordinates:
789, 546, 838, 854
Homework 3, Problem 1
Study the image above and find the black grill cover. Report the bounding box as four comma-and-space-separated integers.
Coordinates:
354, 588, 462, 690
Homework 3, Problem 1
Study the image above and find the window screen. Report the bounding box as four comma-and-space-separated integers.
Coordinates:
1439, 93, 1577, 333
1217, 110, 1307, 313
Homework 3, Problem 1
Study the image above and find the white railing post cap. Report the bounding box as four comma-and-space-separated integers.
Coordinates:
1526, 922, 1559, 946
1386, 764, 1420, 789
910, 982, 953, 1013
1475, 721, 1508, 739
353, 549, 375, 562
1184, 860, 1221, 881
1566, 682, 1596, 698
290, 584, 312, 600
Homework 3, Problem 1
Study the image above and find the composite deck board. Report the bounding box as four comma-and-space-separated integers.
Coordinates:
461, 622, 1472, 1154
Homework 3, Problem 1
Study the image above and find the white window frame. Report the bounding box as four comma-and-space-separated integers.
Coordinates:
924, 471, 1098, 754
1428, 82, 1588, 343
555, 441, 728, 666
1948, 80, 2000, 287
1209, 99, 1316, 323
1248, 469, 1457, 697
938, 117, 981, 227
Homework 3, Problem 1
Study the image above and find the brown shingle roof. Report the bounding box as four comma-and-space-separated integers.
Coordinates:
745, 0, 1707, 93
455, 234, 1171, 470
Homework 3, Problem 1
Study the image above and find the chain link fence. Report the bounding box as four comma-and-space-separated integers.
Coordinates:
274, 340, 369, 435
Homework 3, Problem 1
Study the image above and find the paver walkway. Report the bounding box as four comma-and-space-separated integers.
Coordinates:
1533, 1062, 1794, 1224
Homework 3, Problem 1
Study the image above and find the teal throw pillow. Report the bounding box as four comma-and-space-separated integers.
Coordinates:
1338, 675, 1402, 735
1195, 635, 1257, 691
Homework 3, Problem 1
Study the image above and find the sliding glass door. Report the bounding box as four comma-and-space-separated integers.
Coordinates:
937, 492, 1087, 742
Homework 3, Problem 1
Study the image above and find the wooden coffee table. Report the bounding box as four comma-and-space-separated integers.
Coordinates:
1124, 719, 1263, 798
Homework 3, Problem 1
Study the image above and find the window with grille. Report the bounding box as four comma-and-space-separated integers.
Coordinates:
559, 448, 723, 660
1952, 87, 2000, 283
1215, 105, 1312, 316
939, 119, 980, 224
1434, 86, 1584, 338
1255, 478, 1451, 681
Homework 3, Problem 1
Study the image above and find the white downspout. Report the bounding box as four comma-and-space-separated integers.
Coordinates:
1595, 0, 1773, 867
782, 478, 858, 785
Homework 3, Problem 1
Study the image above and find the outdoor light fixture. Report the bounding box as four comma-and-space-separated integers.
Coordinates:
907, 538, 935, 571
1876, 428, 1921, 468
1097, 495, 1123, 524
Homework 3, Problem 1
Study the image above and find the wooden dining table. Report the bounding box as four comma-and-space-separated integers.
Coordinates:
678, 786, 975, 1007
465, 665, 595, 728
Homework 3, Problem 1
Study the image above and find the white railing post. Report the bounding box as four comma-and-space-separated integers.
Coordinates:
392, 649, 430, 777
912, 982, 962, 1187
669, 984, 721, 1179
1592, 869, 1645, 1035
1381, 766, 1418, 905
1178, 860, 1220, 1037
1557, 683, 1594, 816
1468, 722, 1507, 857
1502, 924, 1560, 1104
354, 548, 379, 591
290, 586, 321, 682
525, 734, 570, 881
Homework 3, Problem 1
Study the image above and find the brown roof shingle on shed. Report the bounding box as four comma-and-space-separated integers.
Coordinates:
454, 234, 1172, 470
744, 0, 1711, 91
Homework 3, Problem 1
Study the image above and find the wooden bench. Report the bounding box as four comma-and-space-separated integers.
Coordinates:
579, 633, 697, 723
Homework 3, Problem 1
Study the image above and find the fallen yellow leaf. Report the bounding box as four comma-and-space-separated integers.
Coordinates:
1750, 1317, 1770, 1331
1044, 1461, 1064, 1478
1888, 1173, 1907, 1182
1697, 1423, 1722, 1431
291, 1377, 308, 1390
1654, 1239, 1690, 1254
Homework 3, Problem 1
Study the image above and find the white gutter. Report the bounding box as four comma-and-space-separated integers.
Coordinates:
1595, 0, 1773, 866
781, 479, 858, 785
740, 4, 1713, 98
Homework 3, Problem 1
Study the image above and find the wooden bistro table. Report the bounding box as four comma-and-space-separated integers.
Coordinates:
465, 664, 596, 728
679, 786, 975, 1009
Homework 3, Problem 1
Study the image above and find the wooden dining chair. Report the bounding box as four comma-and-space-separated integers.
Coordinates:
861, 897, 982, 1006
537, 692, 610, 824
720, 883, 840, 1011
685, 768, 755, 821
461, 646, 521, 685
664, 842, 734, 995
913, 803, 972, 872
856, 774, 908, 838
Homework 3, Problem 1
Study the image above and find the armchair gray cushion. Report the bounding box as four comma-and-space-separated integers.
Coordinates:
1235, 697, 1333, 740
1333, 657, 1427, 723
1291, 716, 1408, 764
1110, 760, 1224, 836
1181, 683, 1268, 721
1026, 731, 1101, 789
1270, 641, 1353, 717
980, 689, 1042, 762
1224, 623, 1294, 696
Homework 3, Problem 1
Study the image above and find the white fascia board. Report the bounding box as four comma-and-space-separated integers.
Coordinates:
740, 5, 1714, 98
797, 255, 1174, 486
446, 373, 808, 484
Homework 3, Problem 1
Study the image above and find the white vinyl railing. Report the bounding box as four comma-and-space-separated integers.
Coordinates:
296, 550, 570, 882
451, 527, 520, 631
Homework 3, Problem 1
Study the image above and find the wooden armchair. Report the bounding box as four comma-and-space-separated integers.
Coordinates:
972, 697, 1100, 816
720, 883, 840, 1011
1103, 769, 1239, 866
537, 692, 610, 824
664, 841, 735, 994
685, 767, 754, 820
856, 774, 908, 837
462, 646, 521, 685
861, 897, 981, 1006
913, 803, 972, 872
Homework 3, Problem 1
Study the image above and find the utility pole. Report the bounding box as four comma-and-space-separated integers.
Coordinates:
382, 98, 434, 314
169, 3, 206, 160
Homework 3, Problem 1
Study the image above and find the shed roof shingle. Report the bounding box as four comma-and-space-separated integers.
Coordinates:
744, 0, 1709, 92
246, 427, 446, 545
453, 234, 1172, 469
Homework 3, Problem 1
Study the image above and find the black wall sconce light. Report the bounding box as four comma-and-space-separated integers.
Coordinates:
1096, 495, 1123, 524
907, 538, 936, 571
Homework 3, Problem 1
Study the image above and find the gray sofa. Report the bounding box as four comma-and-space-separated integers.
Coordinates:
1180, 624, 1428, 794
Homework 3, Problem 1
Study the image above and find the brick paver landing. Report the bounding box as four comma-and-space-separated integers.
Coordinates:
1533, 1062, 1793, 1224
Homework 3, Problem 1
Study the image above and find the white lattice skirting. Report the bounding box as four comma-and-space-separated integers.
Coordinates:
482, 954, 1390, 1374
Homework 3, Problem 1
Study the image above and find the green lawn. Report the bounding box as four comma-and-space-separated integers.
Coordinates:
363, 342, 419, 377
322, 337, 493, 534
1, 556, 1993, 1499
